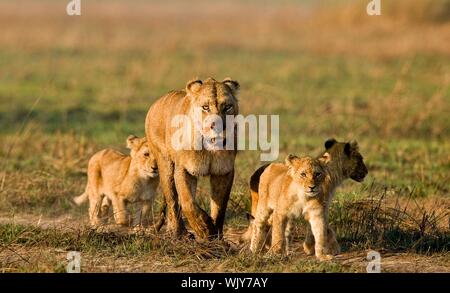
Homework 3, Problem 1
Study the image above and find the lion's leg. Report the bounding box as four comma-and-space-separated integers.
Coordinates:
132, 201, 143, 227
327, 227, 341, 255
156, 157, 186, 237
303, 222, 315, 256
250, 209, 272, 254
322, 206, 340, 254
174, 167, 216, 239
130, 200, 152, 228
142, 200, 153, 226
309, 210, 333, 261
210, 170, 234, 237
304, 219, 340, 256
284, 218, 294, 254
88, 187, 105, 228
323, 207, 340, 254
111, 196, 128, 226
240, 220, 254, 243
100, 197, 111, 221
271, 212, 288, 255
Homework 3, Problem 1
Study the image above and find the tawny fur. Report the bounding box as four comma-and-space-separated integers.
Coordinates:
240, 163, 269, 242
74, 135, 160, 228
250, 156, 333, 260
246, 139, 368, 259
145, 78, 240, 239
303, 139, 368, 256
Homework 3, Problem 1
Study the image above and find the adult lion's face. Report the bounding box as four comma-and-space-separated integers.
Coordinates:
127, 135, 159, 179
322, 138, 368, 182
186, 78, 239, 150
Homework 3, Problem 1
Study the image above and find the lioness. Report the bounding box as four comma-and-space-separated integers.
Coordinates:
145, 78, 239, 239
246, 139, 368, 259
250, 155, 332, 259
74, 135, 159, 227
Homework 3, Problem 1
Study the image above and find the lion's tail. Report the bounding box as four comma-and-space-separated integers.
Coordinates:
239, 163, 270, 243
73, 190, 88, 206
249, 163, 270, 216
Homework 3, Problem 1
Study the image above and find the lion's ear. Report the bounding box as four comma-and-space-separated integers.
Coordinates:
126, 135, 139, 149
324, 138, 337, 150
186, 79, 203, 95
318, 152, 331, 164
349, 139, 359, 150
223, 78, 240, 95
285, 154, 298, 168
344, 142, 352, 157
344, 140, 359, 157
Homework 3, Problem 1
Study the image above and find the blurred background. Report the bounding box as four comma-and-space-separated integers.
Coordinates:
0, 0, 448, 272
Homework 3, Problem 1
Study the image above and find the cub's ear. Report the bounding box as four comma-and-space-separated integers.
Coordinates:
349, 139, 359, 150
186, 79, 203, 95
324, 138, 337, 150
223, 78, 240, 95
344, 142, 352, 157
126, 135, 139, 149
318, 152, 331, 164
285, 154, 298, 168
344, 140, 359, 156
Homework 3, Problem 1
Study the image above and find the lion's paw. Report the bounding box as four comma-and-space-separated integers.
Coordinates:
303, 242, 315, 256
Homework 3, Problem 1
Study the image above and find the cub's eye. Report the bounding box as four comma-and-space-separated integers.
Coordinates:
315, 172, 322, 178
144, 153, 150, 157
202, 105, 210, 112
300, 172, 306, 177
224, 104, 233, 112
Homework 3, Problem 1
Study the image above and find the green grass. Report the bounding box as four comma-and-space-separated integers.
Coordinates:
0, 0, 449, 272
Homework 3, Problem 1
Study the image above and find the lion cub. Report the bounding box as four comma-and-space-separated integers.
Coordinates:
250, 155, 332, 260
74, 135, 159, 228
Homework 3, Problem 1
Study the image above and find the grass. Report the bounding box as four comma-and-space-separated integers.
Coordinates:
0, 0, 449, 272
0, 223, 353, 272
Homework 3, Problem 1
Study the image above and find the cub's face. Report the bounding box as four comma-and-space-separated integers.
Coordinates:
186, 78, 239, 150
286, 155, 325, 197
127, 135, 159, 179
322, 138, 368, 182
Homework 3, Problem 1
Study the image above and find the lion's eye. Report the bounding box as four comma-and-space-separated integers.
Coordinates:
315, 172, 322, 178
202, 105, 210, 112
144, 153, 150, 157
301, 172, 306, 177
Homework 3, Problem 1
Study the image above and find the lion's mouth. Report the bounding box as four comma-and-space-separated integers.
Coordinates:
351, 174, 366, 182
305, 191, 319, 197
144, 170, 159, 178
204, 136, 226, 150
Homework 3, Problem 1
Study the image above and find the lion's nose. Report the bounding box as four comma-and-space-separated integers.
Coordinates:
151, 166, 158, 171
204, 122, 215, 131
309, 185, 316, 190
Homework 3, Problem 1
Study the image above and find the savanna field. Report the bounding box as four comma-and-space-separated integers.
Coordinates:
0, 0, 449, 272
